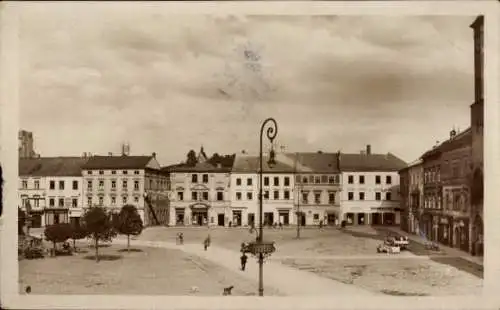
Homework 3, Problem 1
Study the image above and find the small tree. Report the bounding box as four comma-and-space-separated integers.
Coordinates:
70, 225, 88, 251
115, 205, 143, 252
83, 206, 117, 262
186, 150, 198, 167
44, 223, 73, 254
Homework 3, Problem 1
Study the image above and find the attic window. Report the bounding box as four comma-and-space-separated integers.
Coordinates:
123, 170, 128, 175
134, 170, 140, 175
87, 171, 92, 175
99, 170, 104, 175
111, 170, 116, 175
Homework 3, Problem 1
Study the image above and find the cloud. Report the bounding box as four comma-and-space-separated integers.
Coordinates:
18, 4, 476, 164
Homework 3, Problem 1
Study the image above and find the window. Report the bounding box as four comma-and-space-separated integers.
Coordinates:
386, 176, 392, 184
375, 192, 381, 201
302, 192, 308, 204
59, 198, 64, 207
321, 175, 328, 183
217, 191, 223, 201
87, 171, 92, 175
202, 192, 208, 201
328, 176, 335, 184
302, 177, 308, 184
348, 192, 354, 200
111, 180, 116, 189
192, 192, 198, 201
122, 180, 127, 189
359, 176, 365, 184
72, 199, 78, 208
33, 198, 39, 208
348, 175, 354, 184
87, 197, 92, 206
122, 196, 127, 204
134, 196, 139, 203
386, 192, 392, 201
34, 180, 40, 189
177, 192, 184, 201
50, 181, 55, 190
264, 191, 269, 200
309, 176, 314, 183
191, 174, 198, 183
247, 192, 253, 200
329, 192, 335, 204
111, 170, 116, 175
264, 177, 269, 186
111, 196, 116, 205
314, 193, 321, 204
313, 214, 319, 220
247, 178, 253, 186
134, 170, 140, 175
359, 192, 365, 200
99, 170, 104, 175
202, 174, 209, 183
284, 177, 290, 186
123, 170, 128, 175
284, 190, 290, 200
49, 198, 55, 207
134, 181, 139, 190
236, 192, 242, 200
98, 197, 104, 205
87, 180, 92, 190
59, 181, 65, 190
274, 190, 279, 200
72, 180, 78, 190
22, 180, 28, 189
315, 176, 321, 184
236, 178, 242, 186
375, 175, 381, 184
99, 180, 104, 190
295, 175, 301, 183
274, 177, 279, 186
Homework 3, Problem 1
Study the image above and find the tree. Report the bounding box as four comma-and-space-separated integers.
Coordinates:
70, 225, 88, 251
115, 205, 143, 252
186, 150, 198, 167
82, 207, 117, 262
44, 223, 73, 254
18, 207, 26, 236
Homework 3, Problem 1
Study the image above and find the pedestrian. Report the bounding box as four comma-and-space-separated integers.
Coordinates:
203, 237, 209, 251
319, 221, 323, 229
240, 253, 248, 271
279, 222, 283, 229
178, 233, 184, 245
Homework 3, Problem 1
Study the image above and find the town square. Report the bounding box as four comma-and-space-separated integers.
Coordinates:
6, 3, 485, 300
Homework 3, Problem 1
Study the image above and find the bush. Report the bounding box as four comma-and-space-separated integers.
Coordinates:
83, 206, 117, 262
44, 223, 73, 255
115, 205, 143, 252
70, 225, 88, 251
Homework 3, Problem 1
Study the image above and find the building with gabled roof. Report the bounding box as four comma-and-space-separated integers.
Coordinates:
339, 145, 407, 226
81, 153, 169, 226
18, 157, 89, 228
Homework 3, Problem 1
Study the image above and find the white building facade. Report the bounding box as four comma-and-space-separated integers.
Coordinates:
81, 154, 169, 226
339, 147, 407, 226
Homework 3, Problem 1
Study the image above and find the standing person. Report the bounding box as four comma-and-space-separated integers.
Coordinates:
319, 220, 323, 229
240, 253, 248, 271
203, 236, 209, 251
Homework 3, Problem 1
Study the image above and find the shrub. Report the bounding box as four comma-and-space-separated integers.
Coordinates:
115, 205, 143, 252
70, 225, 88, 251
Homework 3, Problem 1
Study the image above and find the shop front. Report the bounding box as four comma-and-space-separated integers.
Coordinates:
190, 203, 210, 226
438, 216, 452, 246
44, 209, 69, 226
278, 209, 291, 226
453, 217, 469, 252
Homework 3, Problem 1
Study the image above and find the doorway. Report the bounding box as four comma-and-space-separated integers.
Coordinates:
264, 212, 274, 226
176, 209, 185, 225
192, 211, 208, 226
357, 213, 365, 225
217, 214, 225, 226
383, 213, 395, 225
371, 213, 381, 225
327, 214, 336, 226
232, 210, 242, 226
31, 214, 42, 228
279, 211, 289, 225
248, 213, 255, 227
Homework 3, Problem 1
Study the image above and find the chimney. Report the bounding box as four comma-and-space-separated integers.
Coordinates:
152, 152, 156, 159
366, 144, 371, 155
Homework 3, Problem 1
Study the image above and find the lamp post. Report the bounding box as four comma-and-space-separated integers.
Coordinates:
246, 118, 278, 297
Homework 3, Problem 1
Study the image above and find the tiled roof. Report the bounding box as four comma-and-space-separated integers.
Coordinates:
162, 154, 236, 173
293, 152, 340, 173
19, 157, 89, 177
338, 153, 407, 172
421, 127, 472, 159
81, 155, 153, 170
231, 154, 296, 173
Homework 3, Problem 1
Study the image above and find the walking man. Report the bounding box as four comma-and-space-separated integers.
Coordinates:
240, 253, 248, 271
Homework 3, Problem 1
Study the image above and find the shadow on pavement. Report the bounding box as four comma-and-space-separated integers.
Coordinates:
117, 248, 143, 253
341, 226, 483, 279
83, 254, 123, 261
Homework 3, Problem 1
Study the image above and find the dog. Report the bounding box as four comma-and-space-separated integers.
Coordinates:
222, 285, 234, 296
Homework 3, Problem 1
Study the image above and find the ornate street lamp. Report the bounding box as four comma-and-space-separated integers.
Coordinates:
246, 118, 278, 297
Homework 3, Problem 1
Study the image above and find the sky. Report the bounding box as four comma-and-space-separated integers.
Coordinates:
18, 4, 476, 166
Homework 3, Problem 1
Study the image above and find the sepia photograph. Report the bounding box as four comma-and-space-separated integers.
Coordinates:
1, 1, 498, 309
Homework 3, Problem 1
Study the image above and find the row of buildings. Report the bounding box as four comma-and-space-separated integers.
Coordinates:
19, 144, 407, 229
398, 16, 484, 256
